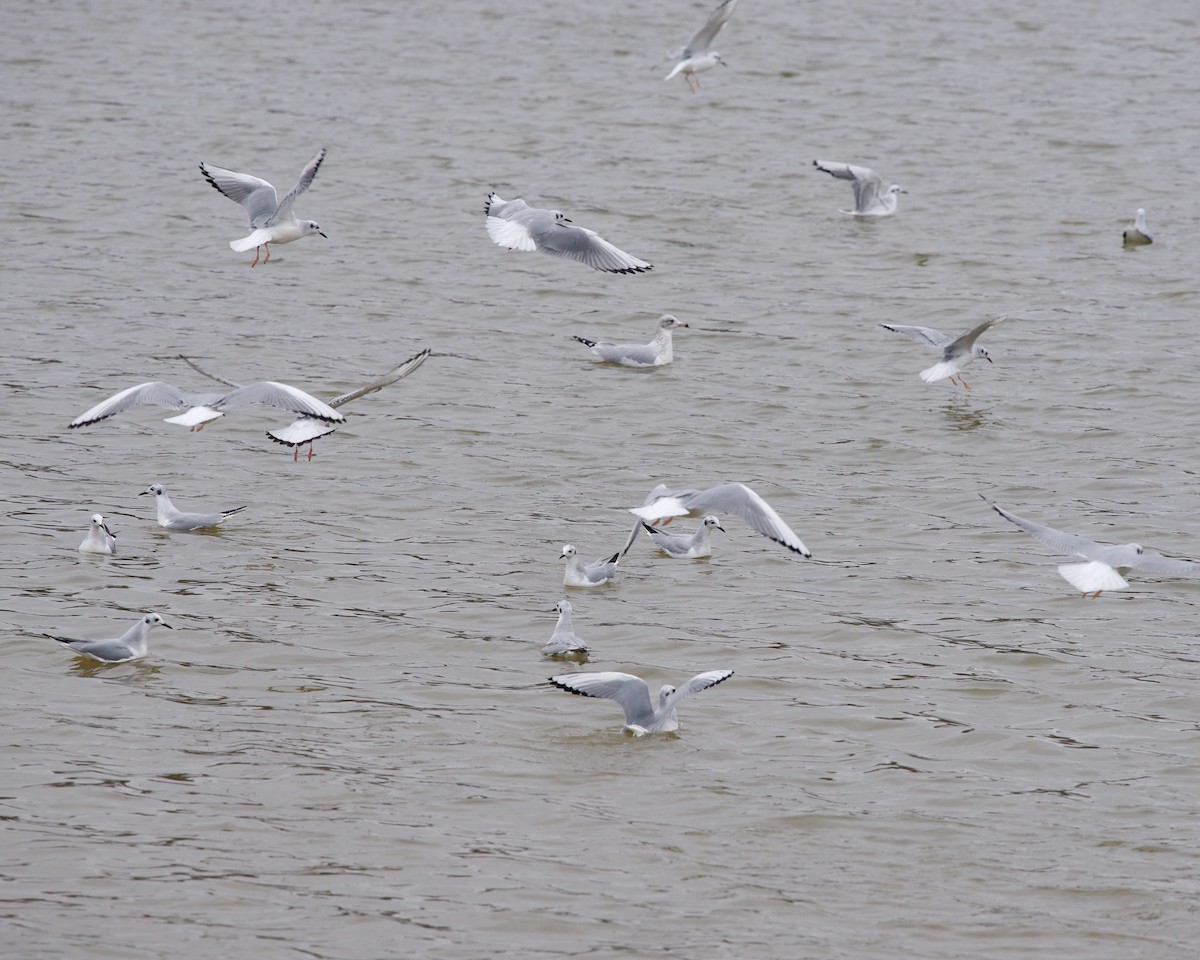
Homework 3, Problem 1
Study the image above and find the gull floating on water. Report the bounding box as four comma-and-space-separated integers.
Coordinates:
623, 483, 811, 557
664, 0, 739, 93
880, 316, 1007, 389
46, 612, 172, 663
543, 600, 590, 658
572, 315, 688, 367
549, 669, 734, 735
1123, 208, 1153, 247
140, 483, 245, 531
79, 514, 117, 555
485, 193, 652, 274
200, 148, 327, 266
983, 496, 1200, 597
561, 544, 620, 587
637, 515, 725, 558
813, 160, 905, 216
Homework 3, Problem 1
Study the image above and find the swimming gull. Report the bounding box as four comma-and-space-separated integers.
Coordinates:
813, 160, 905, 216
79, 514, 117, 556
1123, 208, 1153, 247
200, 148, 327, 266
549, 669, 734, 735
543, 600, 590, 658
46, 612, 172, 663
572, 315, 688, 367
485, 193, 652, 274
982, 496, 1200, 597
880, 316, 1007, 389
664, 0, 739, 93
636, 515, 725, 558
561, 544, 620, 587
140, 483, 245, 531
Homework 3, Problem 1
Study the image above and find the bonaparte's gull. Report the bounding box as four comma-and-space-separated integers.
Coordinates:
561, 544, 620, 587
881, 316, 1007, 389
140, 483, 245, 531
572, 315, 688, 367
543, 600, 590, 657
200, 148, 327, 266
79, 514, 117, 555
1123, 208, 1153, 247
637, 515, 725, 558
549, 669, 734, 735
624, 483, 811, 557
485, 193, 653, 274
664, 0, 739, 93
983, 496, 1199, 597
813, 160, 905, 216
46, 613, 171, 663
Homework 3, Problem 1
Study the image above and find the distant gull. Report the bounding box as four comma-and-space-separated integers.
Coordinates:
813, 160, 905, 216
140, 483, 245, 531
623, 482, 811, 557
549, 669, 734, 735
543, 600, 590, 658
637, 515, 725, 558
572, 315, 688, 367
982, 496, 1200, 597
46, 612, 172, 663
1123, 208, 1153, 247
880, 316, 1007, 389
561, 544, 620, 587
664, 0, 739, 93
79, 514, 117, 556
485, 193, 653, 274
200, 148, 327, 266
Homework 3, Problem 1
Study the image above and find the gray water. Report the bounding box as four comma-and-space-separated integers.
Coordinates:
4, 1, 1200, 957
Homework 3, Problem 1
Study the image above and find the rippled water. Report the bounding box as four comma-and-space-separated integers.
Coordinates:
4, 1, 1200, 957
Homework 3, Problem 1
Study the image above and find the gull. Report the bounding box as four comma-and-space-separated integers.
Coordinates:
45, 612, 172, 663
880, 316, 1007, 389
572, 315, 688, 367
813, 160, 906, 216
199, 148, 327, 266
543, 600, 590, 658
1123, 208, 1153, 247
982, 496, 1200, 597
548, 669, 734, 735
140, 483, 245, 531
79, 514, 117, 555
485, 193, 652, 274
561, 544, 620, 587
637, 515, 725, 558
664, 0, 739, 93
623, 482, 811, 557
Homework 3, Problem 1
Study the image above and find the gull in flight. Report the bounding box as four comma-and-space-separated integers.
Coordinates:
880, 316, 1007, 389
813, 160, 906, 216
983, 496, 1200, 597
200, 148, 327, 266
560, 544, 620, 587
572, 315, 688, 367
623, 482, 811, 557
140, 483, 245, 531
664, 0, 740, 93
549, 669, 734, 735
79, 514, 117, 555
46, 612, 172, 663
543, 600, 590, 658
485, 193, 652, 274
636, 515, 725, 558
1123, 208, 1153, 247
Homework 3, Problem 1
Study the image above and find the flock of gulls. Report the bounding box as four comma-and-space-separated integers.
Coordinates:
57, 0, 1188, 737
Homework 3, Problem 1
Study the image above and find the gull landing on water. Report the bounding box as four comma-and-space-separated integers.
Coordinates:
560, 544, 620, 587
140, 483, 245, 531
880, 316, 1007, 389
1123, 208, 1153, 247
200, 148, 327, 266
549, 669, 734, 736
572, 315, 688, 367
813, 160, 905, 216
46, 613, 172, 663
663, 0, 739, 93
79, 514, 117, 555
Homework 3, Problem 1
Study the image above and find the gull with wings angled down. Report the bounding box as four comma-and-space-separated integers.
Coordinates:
549, 669, 734, 735
813, 160, 906, 216
880, 316, 1007, 389
664, 0, 740, 93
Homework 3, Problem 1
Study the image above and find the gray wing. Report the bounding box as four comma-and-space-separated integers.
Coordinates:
1128, 551, 1200, 575
214, 382, 346, 422
880, 323, 953, 350
589, 342, 660, 365
947, 315, 1007, 353
199, 162, 279, 228
550, 672, 656, 727
54, 637, 135, 662
680, 483, 811, 556
643, 524, 696, 553
326, 349, 431, 408
676, 0, 740, 56
534, 219, 652, 274
813, 161, 883, 212
985, 499, 1103, 560
661, 670, 735, 714
622, 484, 675, 555
270, 148, 326, 225
69, 382, 208, 428
165, 512, 227, 531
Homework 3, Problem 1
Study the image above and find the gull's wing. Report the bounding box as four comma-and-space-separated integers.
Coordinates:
947, 315, 1007, 353
214, 382, 346, 422
661, 669, 735, 714
486, 208, 542, 252
680, 483, 811, 557
51, 636, 136, 662
270, 148, 326, 224
199, 162, 279, 228
813, 161, 883, 212
69, 382, 207, 428
484, 193, 530, 218
550, 672, 656, 727
1128, 551, 1200, 576
642, 522, 696, 553
676, 0, 740, 57
325, 349, 431, 408
589, 341, 660, 365
178, 355, 243, 389
537, 221, 652, 274
880, 323, 953, 350
984, 498, 1104, 560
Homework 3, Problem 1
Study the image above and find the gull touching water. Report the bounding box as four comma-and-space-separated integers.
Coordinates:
983, 497, 1200, 597
543, 600, 590, 658
572, 315, 688, 367
664, 0, 740, 93
561, 544, 620, 587
485, 193, 653, 274
200, 148, 327, 266
140, 483, 245, 531
1123, 208, 1153, 247
881, 316, 1007, 389
549, 669, 734, 735
813, 160, 905, 216
639, 515, 725, 558
79, 514, 117, 555
46, 612, 172, 663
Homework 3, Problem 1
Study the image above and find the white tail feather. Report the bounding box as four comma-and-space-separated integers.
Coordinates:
1057, 561, 1128, 594
920, 360, 959, 383
231, 228, 273, 253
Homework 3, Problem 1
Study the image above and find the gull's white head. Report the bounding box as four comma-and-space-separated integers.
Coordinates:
90, 514, 113, 534
555, 600, 572, 615
141, 613, 173, 631
658, 684, 676, 707
975, 346, 993, 363
141, 483, 166, 499
659, 315, 689, 330
301, 220, 327, 239
702, 515, 725, 531
560, 544, 577, 560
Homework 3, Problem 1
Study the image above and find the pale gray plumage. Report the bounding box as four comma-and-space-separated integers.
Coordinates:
813, 160, 905, 216
639, 515, 724, 558
140, 483, 245, 531
560, 544, 620, 587
47, 613, 172, 663
543, 600, 589, 657
1123, 208, 1152, 247
881, 316, 1007, 386
572, 315, 688, 367
79, 513, 117, 555
549, 669, 734, 735
664, 0, 739, 92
